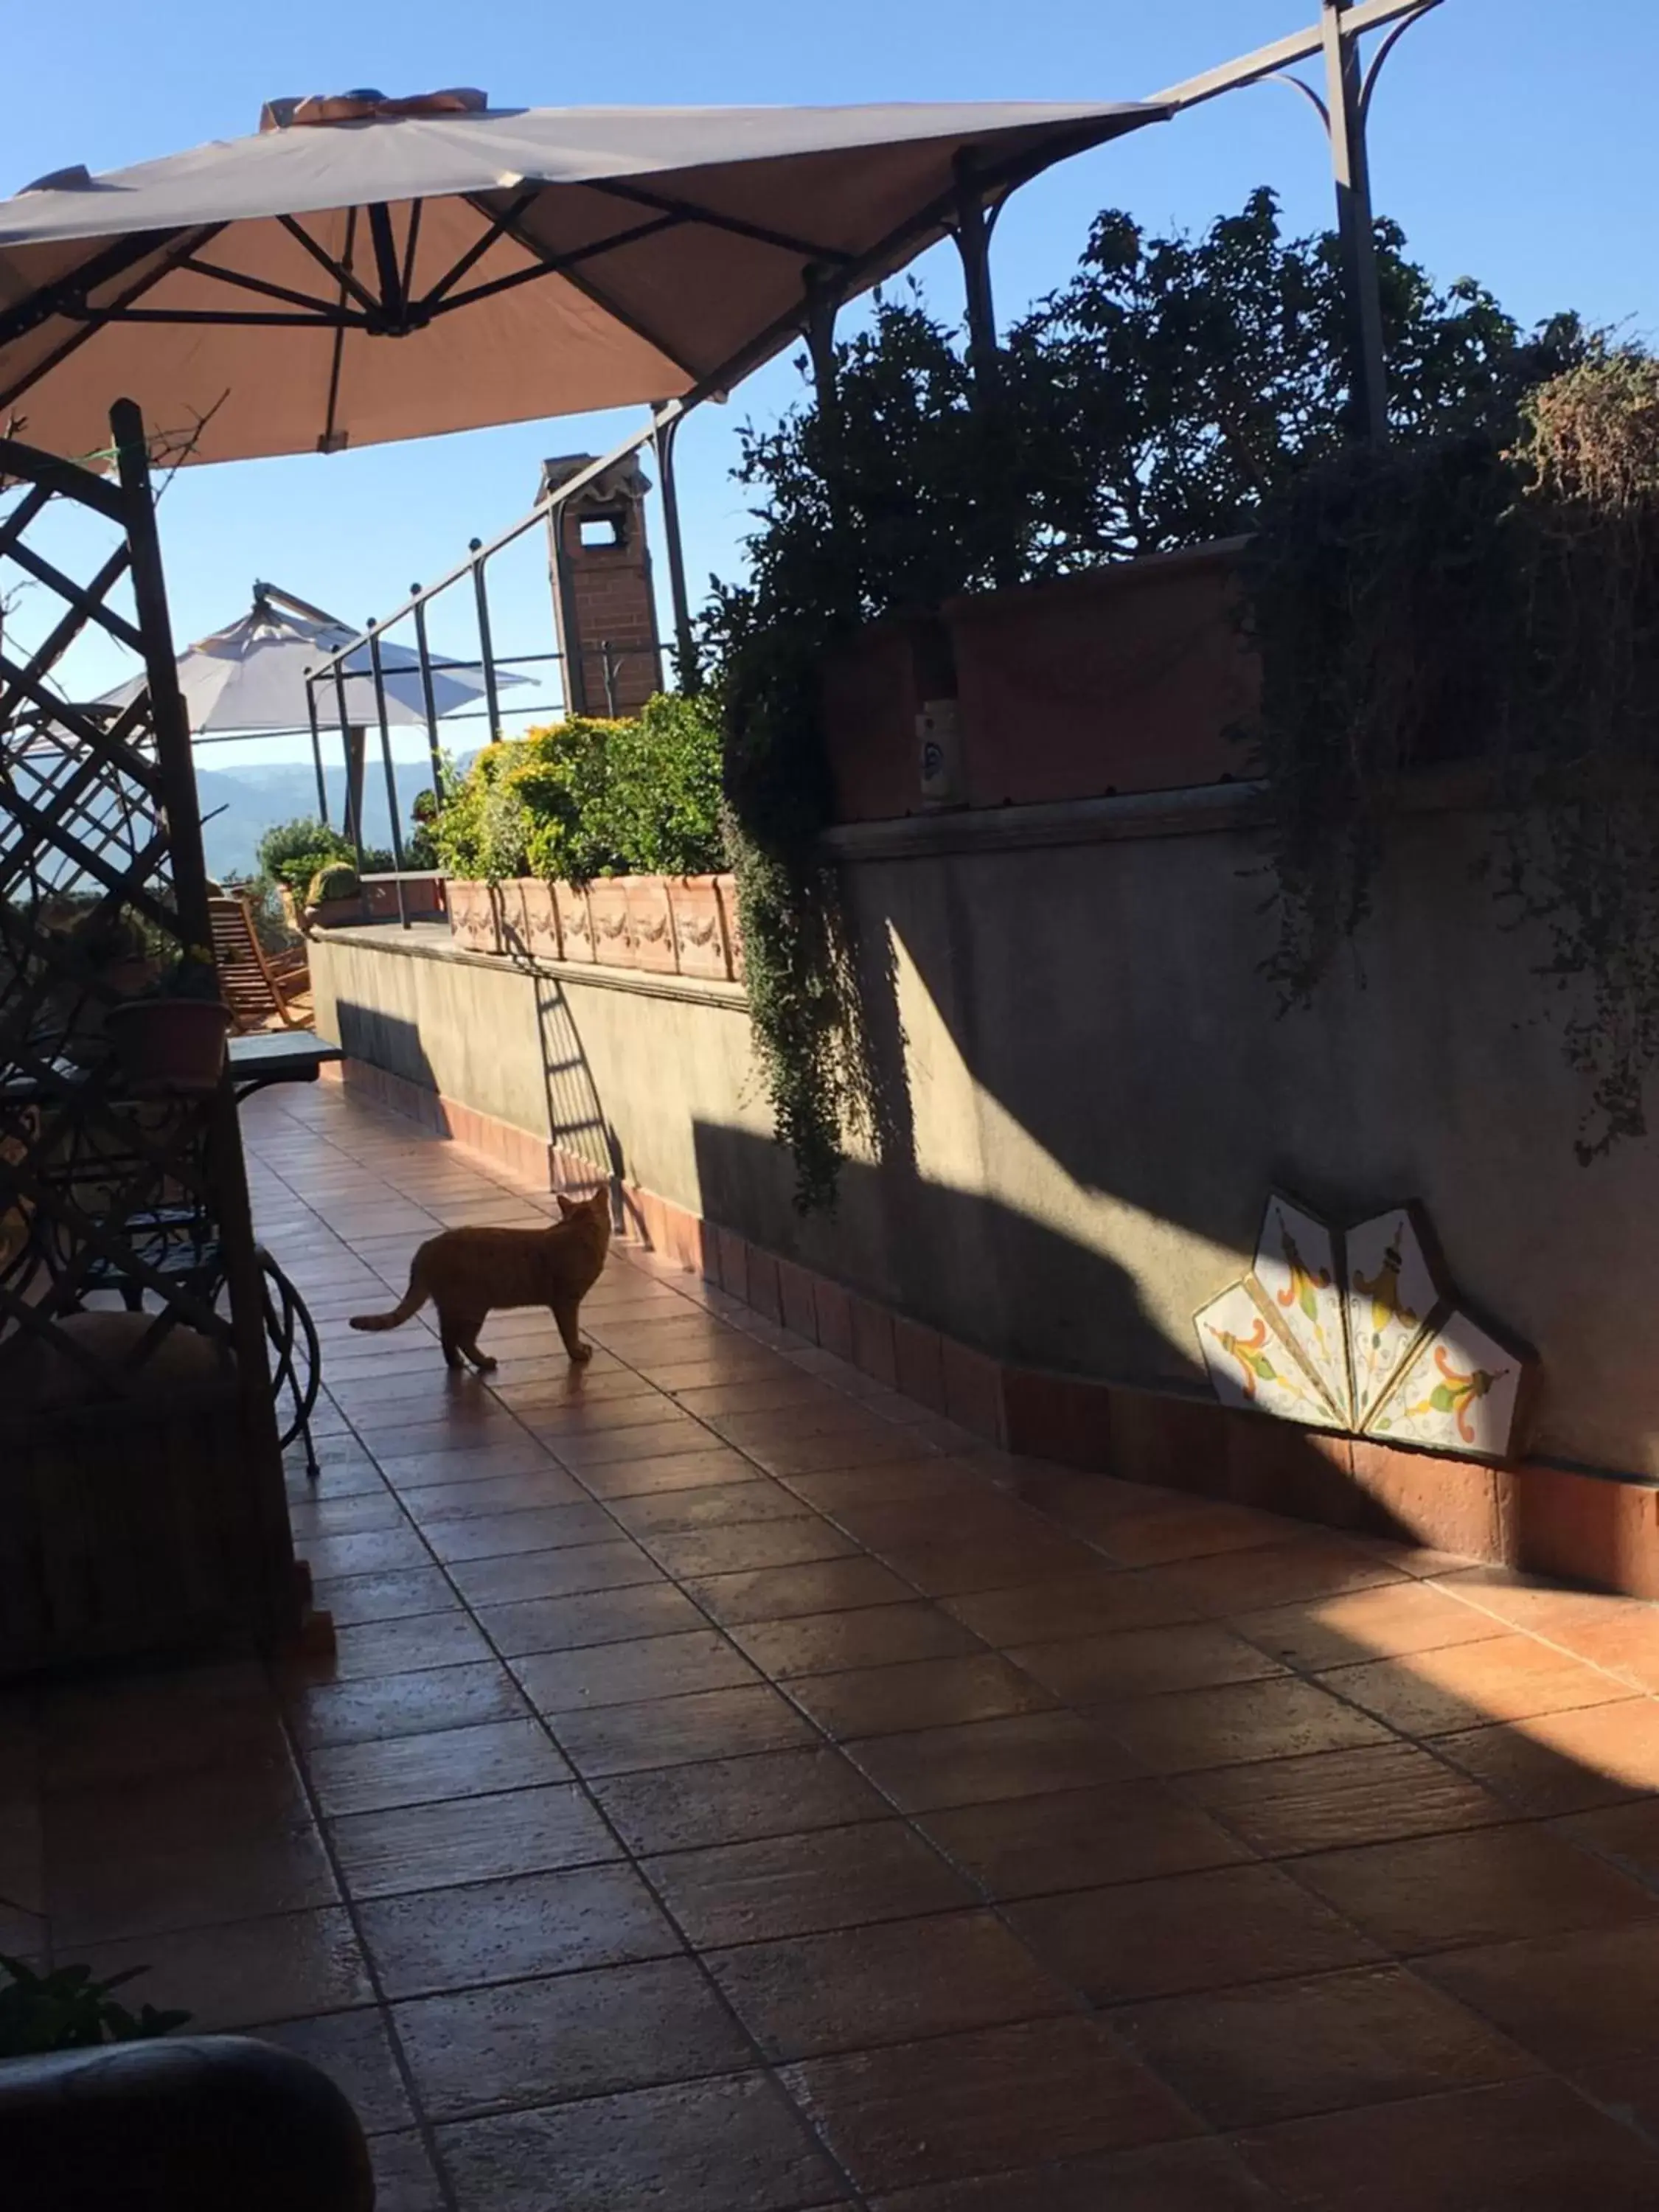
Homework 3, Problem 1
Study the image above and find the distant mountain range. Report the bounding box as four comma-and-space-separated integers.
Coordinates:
194, 757, 465, 879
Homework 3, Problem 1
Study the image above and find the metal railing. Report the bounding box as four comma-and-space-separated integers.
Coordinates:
300, 414, 680, 927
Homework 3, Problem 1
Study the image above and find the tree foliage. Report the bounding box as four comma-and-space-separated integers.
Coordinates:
704, 188, 1587, 1208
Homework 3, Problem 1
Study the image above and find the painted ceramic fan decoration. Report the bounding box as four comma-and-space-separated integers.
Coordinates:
1195, 1193, 1534, 1464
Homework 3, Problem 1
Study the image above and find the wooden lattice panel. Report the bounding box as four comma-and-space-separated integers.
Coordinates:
0, 413, 233, 1391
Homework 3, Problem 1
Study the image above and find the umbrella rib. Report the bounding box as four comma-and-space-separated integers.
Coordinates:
418, 187, 540, 308
465, 197, 704, 385
276, 215, 383, 318
429, 214, 680, 318
580, 177, 853, 266
0, 225, 226, 415
175, 254, 358, 324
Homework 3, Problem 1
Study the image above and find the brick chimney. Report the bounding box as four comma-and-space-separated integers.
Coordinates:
540, 454, 661, 718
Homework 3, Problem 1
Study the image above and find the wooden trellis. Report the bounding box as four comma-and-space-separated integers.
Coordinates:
0, 400, 298, 1670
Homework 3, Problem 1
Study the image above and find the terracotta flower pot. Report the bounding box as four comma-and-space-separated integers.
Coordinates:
302, 897, 366, 932
585, 880, 635, 969
667, 876, 734, 980
716, 873, 744, 983
502, 878, 562, 960
553, 881, 594, 961
444, 880, 502, 953
104, 999, 232, 1096
622, 878, 678, 973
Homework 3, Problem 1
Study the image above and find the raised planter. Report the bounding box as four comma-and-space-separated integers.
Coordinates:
817, 541, 1258, 824
444, 879, 501, 953
362, 877, 444, 923
585, 879, 634, 968
819, 614, 956, 824
300, 896, 366, 934
944, 540, 1256, 806
622, 878, 677, 974
667, 875, 734, 980
444, 872, 744, 981
554, 880, 594, 962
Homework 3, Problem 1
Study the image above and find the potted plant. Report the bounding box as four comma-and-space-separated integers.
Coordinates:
103, 943, 232, 1096
302, 862, 365, 933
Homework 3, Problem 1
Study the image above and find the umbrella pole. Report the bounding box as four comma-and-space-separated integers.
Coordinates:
367, 621, 410, 931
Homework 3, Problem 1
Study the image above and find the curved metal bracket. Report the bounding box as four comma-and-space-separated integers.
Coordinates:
1267, 69, 1332, 131
1360, 1, 1437, 122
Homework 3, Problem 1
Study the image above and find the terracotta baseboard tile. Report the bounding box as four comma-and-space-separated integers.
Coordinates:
849, 1295, 897, 1388
1507, 1461, 1659, 1599
893, 1318, 947, 1413
1001, 1368, 1113, 1473
1110, 1387, 1231, 1498
1349, 1438, 1503, 1564
716, 1227, 750, 1304
745, 1250, 783, 1327
776, 1258, 820, 1343
942, 1340, 1006, 1447
813, 1279, 854, 1363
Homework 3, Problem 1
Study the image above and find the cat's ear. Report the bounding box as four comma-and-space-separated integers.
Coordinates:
556, 1193, 578, 1217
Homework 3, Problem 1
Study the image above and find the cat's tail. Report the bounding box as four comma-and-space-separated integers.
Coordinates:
349, 1267, 428, 1333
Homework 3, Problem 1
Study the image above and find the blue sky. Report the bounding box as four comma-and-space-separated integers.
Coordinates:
7, 0, 1652, 770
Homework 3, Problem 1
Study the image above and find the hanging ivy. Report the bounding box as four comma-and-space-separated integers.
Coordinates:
1242, 351, 1659, 1160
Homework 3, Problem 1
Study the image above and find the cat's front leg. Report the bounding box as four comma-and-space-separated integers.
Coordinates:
552, 1299, 592, 1364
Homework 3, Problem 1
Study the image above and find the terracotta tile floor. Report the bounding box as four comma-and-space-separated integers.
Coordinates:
7, 1083, 1659, 2207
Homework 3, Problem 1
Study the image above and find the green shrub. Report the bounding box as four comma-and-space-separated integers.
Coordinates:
308, 863, 361, 903
256, 817, 354, 891
427, 699, 725, 886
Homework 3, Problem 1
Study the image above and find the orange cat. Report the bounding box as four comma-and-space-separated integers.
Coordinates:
349, 1186, 611, 1374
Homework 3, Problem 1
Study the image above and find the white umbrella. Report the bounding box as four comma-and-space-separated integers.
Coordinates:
97, 579, 527, 731
0, 92, 1166, 467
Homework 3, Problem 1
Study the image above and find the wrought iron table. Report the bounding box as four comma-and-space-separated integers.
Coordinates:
1, 1034, 342, 1478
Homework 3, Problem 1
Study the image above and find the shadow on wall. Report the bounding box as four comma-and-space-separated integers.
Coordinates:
823, 806, 1659, 1480
331, 1001, 439, 1100
529, 971, 619, 1186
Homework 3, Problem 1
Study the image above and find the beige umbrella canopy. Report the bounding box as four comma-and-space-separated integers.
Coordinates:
0, 90, 1165, 467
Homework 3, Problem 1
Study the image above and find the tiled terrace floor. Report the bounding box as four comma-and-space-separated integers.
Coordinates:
10, 1085, 1659, 2205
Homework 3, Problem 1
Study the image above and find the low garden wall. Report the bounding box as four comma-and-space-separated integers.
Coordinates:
311, 767, 1659, 1600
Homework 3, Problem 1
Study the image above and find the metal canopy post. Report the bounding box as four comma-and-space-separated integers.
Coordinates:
409, 587, 445, 799
951, 153, 999, 402
1150, 0, 1441, 446
653, 408, 699, 693
1323, 0, 1389, 443
303, 674, 328, 823
470, 542, 503, 742
366, 619, 409, 928
330, 661, 364, 873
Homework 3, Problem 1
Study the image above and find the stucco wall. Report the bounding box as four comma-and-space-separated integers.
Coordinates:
313, 789, 1659, 1478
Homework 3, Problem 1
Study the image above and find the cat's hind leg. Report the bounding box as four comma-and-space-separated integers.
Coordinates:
457, 1318, 496, 1374
436, 1309, 467, 1370
552, 1298, 593, 1365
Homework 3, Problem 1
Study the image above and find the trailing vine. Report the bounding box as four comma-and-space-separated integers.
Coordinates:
1242, 352, 1659, 1161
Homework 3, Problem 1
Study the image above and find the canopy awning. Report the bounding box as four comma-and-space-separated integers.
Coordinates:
0, 94, 1166, 467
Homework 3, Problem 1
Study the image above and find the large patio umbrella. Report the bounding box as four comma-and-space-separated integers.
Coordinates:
97, 578, 526, 731
96, 577, 530, 844
0, 91, 1166, 467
